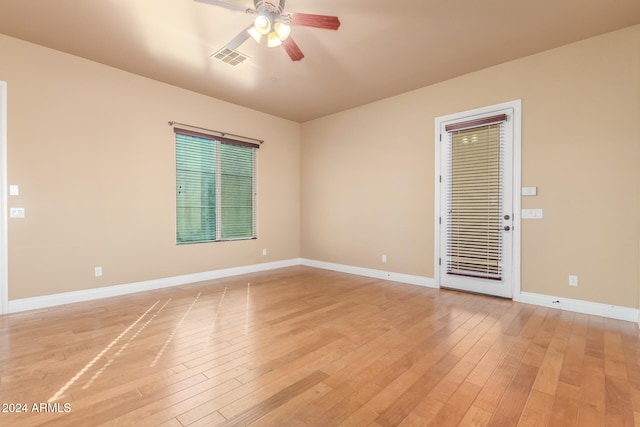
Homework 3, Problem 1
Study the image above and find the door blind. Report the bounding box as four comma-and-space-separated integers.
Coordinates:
446, 122, 505, 279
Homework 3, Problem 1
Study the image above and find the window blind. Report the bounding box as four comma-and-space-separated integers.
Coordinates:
220, 143, 256, 240
446, 122, 505, 279
175, 128, 257, 244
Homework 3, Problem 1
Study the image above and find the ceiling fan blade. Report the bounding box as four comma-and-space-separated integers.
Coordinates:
282, 37, 304, 61
287, 13, 340, 30
225, 25, 253, 50
194, 0, 256, 14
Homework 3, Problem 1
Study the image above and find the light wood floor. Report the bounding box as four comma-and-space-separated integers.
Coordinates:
1, 266, 639, 426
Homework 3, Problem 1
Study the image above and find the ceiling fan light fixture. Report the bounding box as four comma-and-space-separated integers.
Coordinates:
274, 22, 291, 41
267, 31, 283, 48
247, 26, 262, 43
254, 15, 271, 35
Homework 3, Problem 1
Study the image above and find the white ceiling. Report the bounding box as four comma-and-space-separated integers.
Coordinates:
1, 0, 639, 122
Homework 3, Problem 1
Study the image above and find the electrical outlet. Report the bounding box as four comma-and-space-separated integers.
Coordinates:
262, 248, 267, 256
382, 254, 387, 263
95, 267, 103, 277
569, 275, 578, 287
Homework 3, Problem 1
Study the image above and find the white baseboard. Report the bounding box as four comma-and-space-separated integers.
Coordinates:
300, 258, 436, 288
7, 258, 640, 326
518, 291, 640, 324
8, 259, 302, 314
302, 260, 639, 324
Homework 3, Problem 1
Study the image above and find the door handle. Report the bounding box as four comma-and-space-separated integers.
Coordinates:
503, 226, 511, 231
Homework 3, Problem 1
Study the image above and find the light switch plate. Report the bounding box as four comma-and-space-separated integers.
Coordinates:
522, 209, 543, 219
522, 186, 537, 196
10, 207, 25, 218
9, 185, 19, 196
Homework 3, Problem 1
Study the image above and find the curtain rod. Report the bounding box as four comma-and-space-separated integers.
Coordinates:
168, 121, 264, 145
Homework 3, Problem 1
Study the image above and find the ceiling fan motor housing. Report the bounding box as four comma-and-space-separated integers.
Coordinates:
254, 0, 285, 15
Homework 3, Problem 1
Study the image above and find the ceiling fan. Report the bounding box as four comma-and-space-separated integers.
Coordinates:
195, 0, 341, 61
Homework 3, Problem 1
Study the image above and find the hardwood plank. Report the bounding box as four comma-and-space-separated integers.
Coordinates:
577, 402, 605, 427
531, 336, 566, 395
337, 404, 380, 427
547, 394, 579, 427
156, 417, 184, 427
516, 389, 554, 427
558, 333, 586, 387
585, 315, 605, 359
472, 338, 529, 413
217, 370, 329, 426
293, 366, 381, 424
605, 374, 636, 426
581, 355, 606, 408
248, 382, 332, 426
102, 378, 243, 426
458, 405, 492, 427
374, 353, 460, 426
184, 410, 227, 427
396, 412, 430, 427
425, 381, 482, 427
486, 363, 538, 426
555, 380, 582, 401
604, 326, 629, 381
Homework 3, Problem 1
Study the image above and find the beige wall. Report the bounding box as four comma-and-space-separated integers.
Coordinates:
1, 35, 301, 300
301, 25, 640, 309
2, 25, 639, 310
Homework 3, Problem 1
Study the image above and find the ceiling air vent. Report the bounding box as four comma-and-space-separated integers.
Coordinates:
211, 48, 249, 66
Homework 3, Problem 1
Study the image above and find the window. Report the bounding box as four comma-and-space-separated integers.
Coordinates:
174, 128, 258, 244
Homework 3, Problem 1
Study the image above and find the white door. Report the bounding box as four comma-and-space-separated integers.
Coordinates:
436, 101, 521, 299
0, 81, 7, 314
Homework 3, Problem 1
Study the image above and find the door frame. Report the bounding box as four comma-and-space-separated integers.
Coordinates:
0, 82, 7, 314
434, 100, 522, 300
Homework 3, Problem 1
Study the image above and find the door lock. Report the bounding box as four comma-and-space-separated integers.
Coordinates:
503, 225, 511, 231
